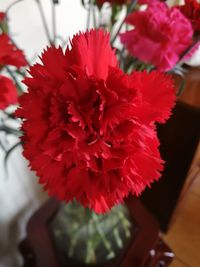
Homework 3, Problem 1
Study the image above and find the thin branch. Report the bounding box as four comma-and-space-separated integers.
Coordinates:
0, 125, 22, 137
6, 67, 25, 94
4, 141, 22, 175
15, 69, 27, 78
86, 1, 92, 30
36, 0, 53, 45
179, 38, 200, 63
92, 4, 97, 28
51, 0, 57, 44
3, 111, 15, 120
111, 1, 137, 45
6, 0, 24, 13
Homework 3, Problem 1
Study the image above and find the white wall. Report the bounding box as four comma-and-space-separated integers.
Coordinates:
0, 0, 88, 60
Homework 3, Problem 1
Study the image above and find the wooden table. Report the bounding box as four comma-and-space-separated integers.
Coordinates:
19, 197, 174, 267
141, 66, 200, 232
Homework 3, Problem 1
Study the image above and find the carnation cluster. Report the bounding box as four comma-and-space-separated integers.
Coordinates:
120, 2, 193, 71
0, 34, 27, 68
16, 29, 175, 213
0, 32, 27, 110
0, 75, 17, 109
175, 0, 200, 35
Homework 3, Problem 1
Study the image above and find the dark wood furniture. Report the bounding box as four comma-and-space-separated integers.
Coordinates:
19, 197, 174, 267
141, 67, 200, 232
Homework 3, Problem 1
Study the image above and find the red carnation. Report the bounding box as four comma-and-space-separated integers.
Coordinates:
0, 12, 6, 21
97, 0, 128, 5
16, 29, 175, 213
175, 0, 200, 35
0, 75, 18, 109
0, 34, 27, 68
120, 2, 193, 71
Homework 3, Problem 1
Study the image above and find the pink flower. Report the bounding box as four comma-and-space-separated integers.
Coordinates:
120, 2, 193, 71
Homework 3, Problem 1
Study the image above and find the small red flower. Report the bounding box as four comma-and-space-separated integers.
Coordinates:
16, 29, 175, 213
120, 2, 193, 71
0, 34, 27, 68
0, 75, 18, 110
175, 0, 200, 35
0, 12, 6, 21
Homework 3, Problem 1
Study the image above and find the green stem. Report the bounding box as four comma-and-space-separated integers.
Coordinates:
111, 1, 137, 45
4, 141, 22, 176
85, 221, 96, 263
15, 69, 27, 78
86, 0, 92, 29
92, 3, 97, 28
179, 38, 200, 63
6, 67, 24, 94
0, 141, 6, 152
36, 0, 53, 45
117, 210, 131, 238
3, 111, 16, 120
0, 125, 22, 137
92, 213, 115, 258
6, 0, 24, 13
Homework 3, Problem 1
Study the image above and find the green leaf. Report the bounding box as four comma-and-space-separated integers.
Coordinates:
0, 22, 9, 34
169, 66, 186, 96
176, 76, 186, 96
0, 125, 22, 137
113, 228, 123, 248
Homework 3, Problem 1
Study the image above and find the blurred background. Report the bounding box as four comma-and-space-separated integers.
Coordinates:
0, 1, 199, 267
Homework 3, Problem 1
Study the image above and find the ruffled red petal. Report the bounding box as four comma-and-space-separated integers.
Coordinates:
65, 29, 118, 79
0, 75, 18, 109
16, 29, 176, 213
0, 34, 27, 68
130, 71, 176, 124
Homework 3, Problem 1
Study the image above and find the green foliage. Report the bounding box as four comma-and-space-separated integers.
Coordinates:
51, 201, 132, 265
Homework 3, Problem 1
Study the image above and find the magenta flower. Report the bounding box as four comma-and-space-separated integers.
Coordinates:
120, 2, 193, 71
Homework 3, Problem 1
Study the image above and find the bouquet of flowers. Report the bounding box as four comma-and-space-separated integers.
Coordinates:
0, 0, 199, 265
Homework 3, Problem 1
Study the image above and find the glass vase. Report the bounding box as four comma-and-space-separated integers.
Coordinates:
50, 201, 132, 266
